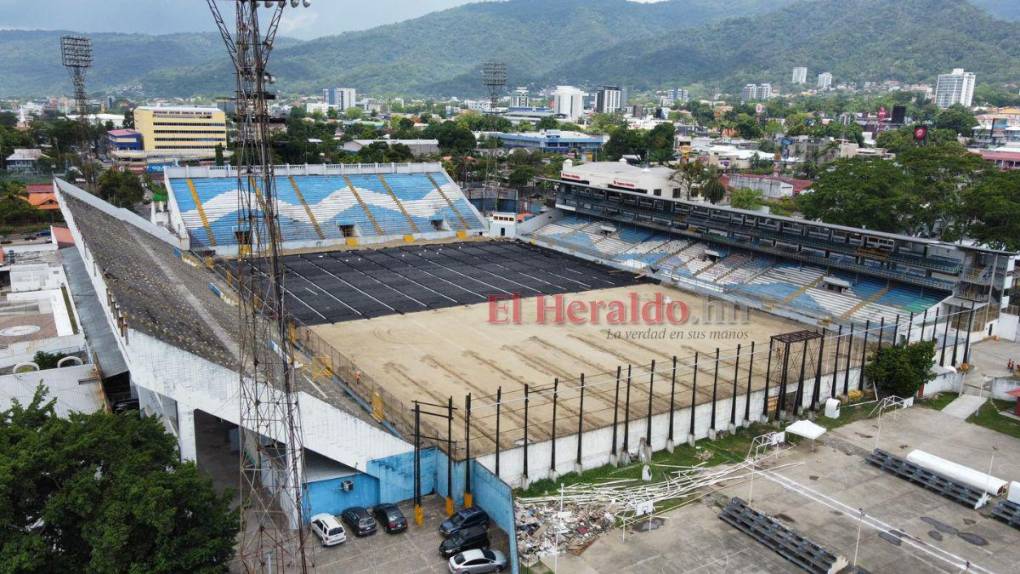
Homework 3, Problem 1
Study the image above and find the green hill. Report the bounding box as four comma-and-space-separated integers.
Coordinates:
546, 0, 1020, 92
0, 0, 1016, 98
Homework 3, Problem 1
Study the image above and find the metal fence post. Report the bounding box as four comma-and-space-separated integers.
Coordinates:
646, 359, 656, 445
623, 365, 632, 454
743, 341, 755, 424
859, 320, 871, 391
522, 385, 529, 481
843, 324, 854, 396
710, 348, 720, 432
689, 352, 699, 439
610, 369, 620, 460
940, 310, 950, 366
762, 339, 774, 419
668, 356, 677, 444
495, 386, 502, 477
831, 325, 842, 399
811, 330, 826, 410
464, 393, 472, 508
730, 344, 741, 427
550, 379, 558, 474
576, 374, 585, 469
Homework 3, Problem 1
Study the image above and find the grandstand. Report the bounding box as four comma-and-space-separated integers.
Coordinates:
163, 163, 487, 255
525, 213, 953, 328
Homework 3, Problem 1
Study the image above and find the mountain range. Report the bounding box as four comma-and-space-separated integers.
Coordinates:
0, 0, 1016, 99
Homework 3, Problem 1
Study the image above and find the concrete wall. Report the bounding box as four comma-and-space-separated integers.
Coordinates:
366, 449, 437, 505
470, 460, 520, 574
305, 473, 380, 516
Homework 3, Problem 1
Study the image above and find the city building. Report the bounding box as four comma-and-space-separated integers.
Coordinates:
792, 66, 808, 85
552, 85, 585, 121
341, 138, 440, 157
559, 160, 681, 197
674, 88, 690, 104
106, 129, 144, 152
723, 173, 813, 199
323, 87, 357, 111
503, 106, 556, 126
595, 86, 623, 114
817, 72, 833, 91
510, 87, 530, 108
494, 130, 607, 155
5, 148, 47, 173
934, 68, 976, 108
740, 83, 773, 103
133, 106, 228, 156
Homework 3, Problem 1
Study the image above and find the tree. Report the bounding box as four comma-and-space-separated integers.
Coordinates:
507, 165, 535, 188
702, 173, 726, 204
535, 116, 559, 131
0, 386, 238, 573
961, 170, 1020, 251
603, 126, 646, 161
797, 158, 918, 233
935, 104, 978, 137
864, 340, 936, 397
31, 351, 71, 370
214, 144, 225, 167
344, 107, 363, 120
97, 169, 145, 208
122, 108, 134, 130
424, 121, 476, 155
875, 125, 957, 154
730, 187, 765, 210
646, 123, 676, 164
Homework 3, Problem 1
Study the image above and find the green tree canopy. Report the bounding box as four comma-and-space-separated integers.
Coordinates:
961, 169, 1020, 252
702, 173, 726, 205
797, 158, 917, 233
730, 187, 765, 211
934, 104, 978, 137
96, 169, 145, 208
865, 340, 936, 397
0, 386, 238, 573
423, 121, 476, 155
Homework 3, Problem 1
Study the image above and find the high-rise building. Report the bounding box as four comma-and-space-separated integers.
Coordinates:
322, 87, 357, 111
792, 67, 808, 85
595, 86, 623, 114
552, 85, 585, 120
934, 69, 976, 108
675, 88, 690, 104
741, 83, 773, 103
510, 87, 530, 108
133, 106, 227, 155
817, 72, 833, 90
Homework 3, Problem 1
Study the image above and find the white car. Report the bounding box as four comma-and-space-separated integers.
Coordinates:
448, 548, 507, 573
310, 513, 347, 547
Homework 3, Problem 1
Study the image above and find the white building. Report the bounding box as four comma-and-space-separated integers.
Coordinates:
510, 87, 530, 108
595, 86, 623, 114
817, 72, 833, 91
792, 67, 808, 85
934, 69, 976, 108
740, 83, 773, 103
323, 87, 357, 111
559, 160, 681, 198
552, 85, 585, 121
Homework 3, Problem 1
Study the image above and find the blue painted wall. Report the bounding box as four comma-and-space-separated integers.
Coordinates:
470, 461, 520, 574
305, 473, 380, 517
366, 448, 437, 504
435, 450, 467, 506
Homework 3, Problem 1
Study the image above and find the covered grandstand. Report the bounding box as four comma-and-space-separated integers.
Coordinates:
163, 163, 487, 255
526, 213, 951, 328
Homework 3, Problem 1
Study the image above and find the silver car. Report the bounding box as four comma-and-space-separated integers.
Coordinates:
448, 548, 506, 573
310, 513, 347, 547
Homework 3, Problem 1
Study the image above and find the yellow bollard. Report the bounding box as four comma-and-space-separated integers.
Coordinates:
446, 496, 455, 517
414, 504, 424, 527
464, 492, 473, 508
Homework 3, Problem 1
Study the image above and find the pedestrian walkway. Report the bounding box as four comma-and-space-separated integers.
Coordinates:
942, 394, 986, 419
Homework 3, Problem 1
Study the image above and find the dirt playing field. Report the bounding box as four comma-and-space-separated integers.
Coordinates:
312, 283, 817, 455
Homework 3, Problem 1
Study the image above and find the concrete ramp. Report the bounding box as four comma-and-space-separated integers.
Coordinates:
942, 394, 986, 419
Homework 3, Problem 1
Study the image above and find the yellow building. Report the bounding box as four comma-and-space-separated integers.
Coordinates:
133, 106, 227, 157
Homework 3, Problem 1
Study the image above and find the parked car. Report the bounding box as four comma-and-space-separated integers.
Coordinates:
439, 524, 489, 559
373, 503, 407, 534
448, 548, 507, 573
439, 507, 489, 537
340, 506, 377, 536
309, 513, 347, 547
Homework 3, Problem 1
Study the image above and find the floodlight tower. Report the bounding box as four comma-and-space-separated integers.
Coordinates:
60, 35, 93, 184
205, 1, 312, 572
482, 61, 507, 113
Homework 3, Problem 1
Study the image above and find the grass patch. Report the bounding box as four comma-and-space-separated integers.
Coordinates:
967, 399, 1020, 440
516, 397, 883, 500
919, 392, 959, 412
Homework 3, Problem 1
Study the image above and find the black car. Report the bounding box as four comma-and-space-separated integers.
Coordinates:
439, 524, 489, 558
340, 506, 377, 536
373, 503, 407, 534
439, 507, 489, 537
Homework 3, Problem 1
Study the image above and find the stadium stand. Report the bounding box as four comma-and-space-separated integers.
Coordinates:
165, 165, 487, 251
526, 215, 951, 327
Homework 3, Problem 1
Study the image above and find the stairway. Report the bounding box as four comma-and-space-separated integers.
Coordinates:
341, 175, 384, 236
287, 176, 325, 240
377, 174, 420, 233
425, 173, 469, 230
840, 285, 891, 320
185, 178, 216, 247
782, 274, 825, 305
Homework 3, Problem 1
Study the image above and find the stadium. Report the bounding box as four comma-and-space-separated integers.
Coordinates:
54, 160, 1016, 570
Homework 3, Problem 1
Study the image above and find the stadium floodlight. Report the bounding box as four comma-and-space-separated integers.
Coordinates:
60, 35, 92, 69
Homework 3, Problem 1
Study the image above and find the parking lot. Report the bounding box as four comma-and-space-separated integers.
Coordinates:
550, 406, 1020, 573
306, 496, 509, 573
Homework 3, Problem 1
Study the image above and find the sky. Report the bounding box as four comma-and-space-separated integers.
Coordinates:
0, 0, 479, 40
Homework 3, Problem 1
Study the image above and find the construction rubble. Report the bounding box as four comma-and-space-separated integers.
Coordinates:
515, 455, 789, 565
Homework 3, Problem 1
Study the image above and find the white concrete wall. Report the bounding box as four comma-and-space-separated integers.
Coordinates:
476, 367, 860, 488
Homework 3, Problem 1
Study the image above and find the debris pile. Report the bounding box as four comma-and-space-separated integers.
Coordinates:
515, 460, 777, 564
